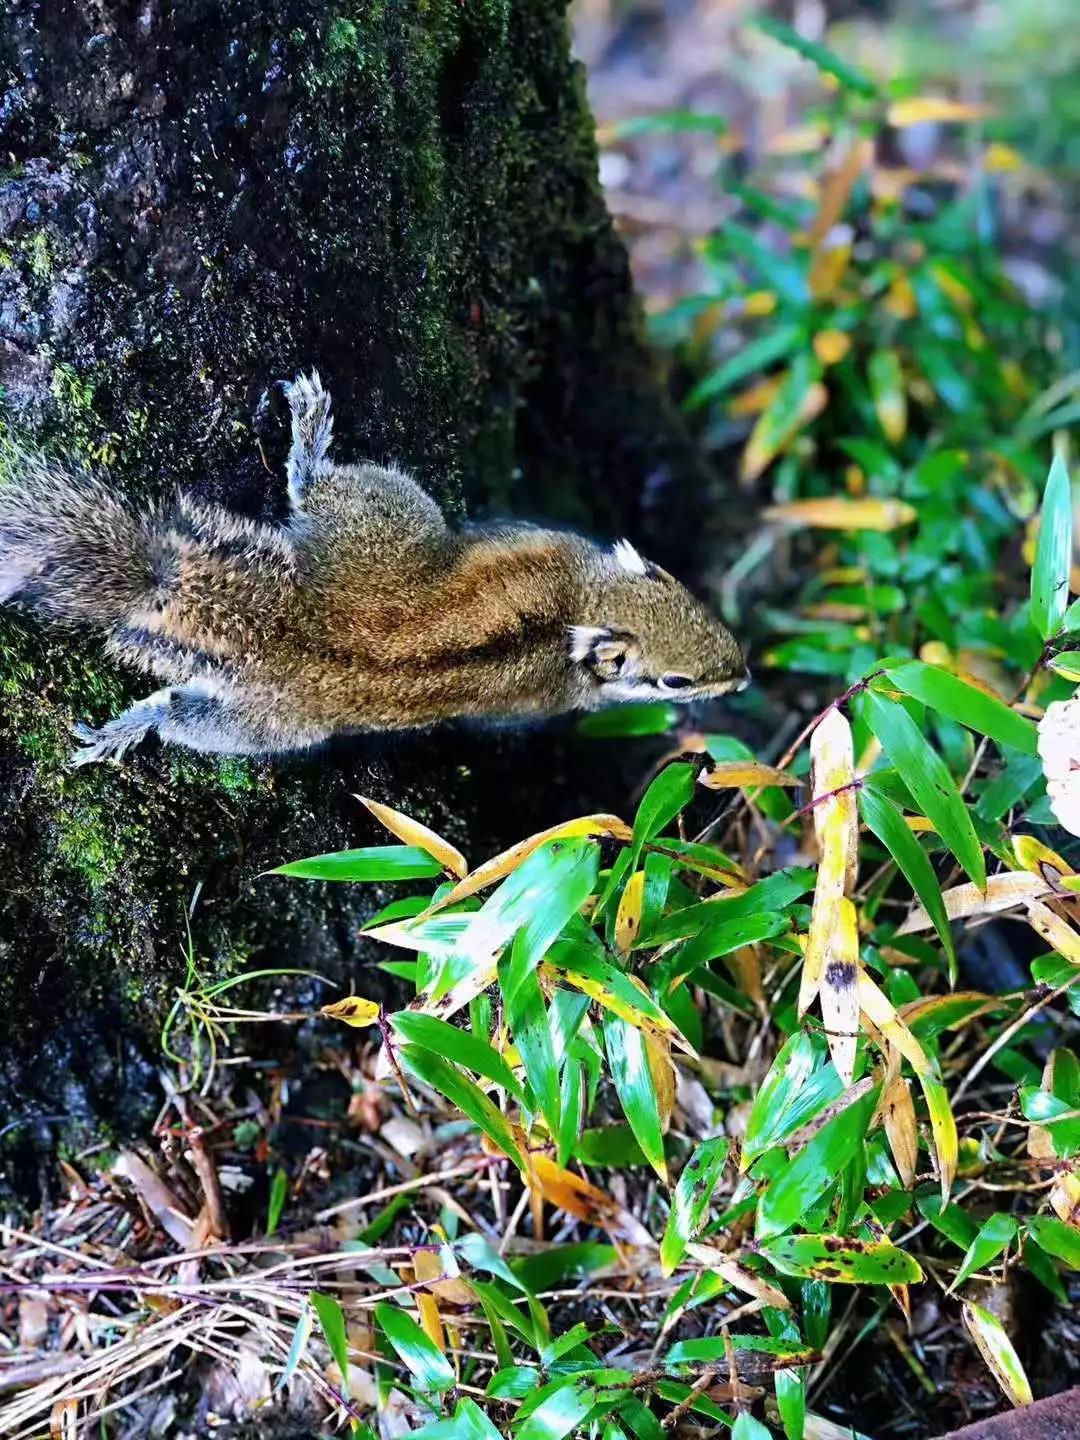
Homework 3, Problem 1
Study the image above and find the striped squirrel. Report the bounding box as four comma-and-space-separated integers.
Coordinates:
0, 372, 748, 763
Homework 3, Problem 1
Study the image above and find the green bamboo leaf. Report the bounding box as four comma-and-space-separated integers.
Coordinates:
612, 109, 729, 139
860, 784, 956, 979
276, 1301, 314, 1392
516, 1381, 596, 1440
390, 1012, 527, 1106
865, 689, 985, 889
400, 1045, 526, 1171
1028, 1215, 1080, 1269
743, 1035, 843, 1163
375, 1302, 455, 1392
950, 1213, 1018, 1291
266, 1167, 288, 1237
660, 1136, 730, 1275
963, 1302, 1033, 1406
629, 763, 697, 870
660, 911, 790, 990
604, 1015, 667, 1181
1020, 1087, 1080, 1156
578, 702, 678, 737
733, 1414, 775, 1440
762, 1234, 923, 1285
868, 349, 907, 444
645, 867, 815, 946
885, 660, 1037, 756
684, 325, 805, 410
413, 1398, 503, 1440
501, 945, 560, 1139
269, 844, 444, 881
557, 1061, 584, 1168
311, 1292, 351, 1398
757, 1084, 880, 1239
1031, 453, 1073, 640
752, 14, 878, 97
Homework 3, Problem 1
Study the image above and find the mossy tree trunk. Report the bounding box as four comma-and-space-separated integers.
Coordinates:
0, 0, 712, 1177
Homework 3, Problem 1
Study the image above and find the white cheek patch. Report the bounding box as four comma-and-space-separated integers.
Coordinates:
612, 539, 649, 576
600, 679, 666, 703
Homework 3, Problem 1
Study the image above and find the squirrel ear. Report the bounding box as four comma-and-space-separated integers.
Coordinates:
568, 625, 637, 680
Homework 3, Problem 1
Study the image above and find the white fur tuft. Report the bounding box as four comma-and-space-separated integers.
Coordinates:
612, 539, 648, 577
568, 624, 608, 661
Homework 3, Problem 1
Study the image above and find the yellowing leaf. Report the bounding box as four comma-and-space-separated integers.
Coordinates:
356, 795, 468, 879
814, 329, 852, 366
983, 142, 1024, 173
1050, 1169, 1080, 1226
647, 1032, 677, 1133
857, 972, 932, 1078
528, 1152, 624, 1232
415, 1291, 446, 1355
742, 378, 829, 483
898, 871, 1054, 933
884, 271, 918, 319
808, 140, 872, 248
808, 225, 854, 300
1012, 834, 1074, 885
431, 815, 631, 911
801, 707, 858, 1021
762, 497, 917, 531
615, 870, 646, 955
685, 1244, 791, 1308
887, 97, 994, 127
962, 1302, 1033, 1408
1026, 900, 1080, 964
869, 349, 907, 444
320, 995, 381, 1028
819, 897, 860, 1084
729, 375, 784, 417
743, 289, 778, 316
882, 1074, 918, 1187
698, 761, 801, 791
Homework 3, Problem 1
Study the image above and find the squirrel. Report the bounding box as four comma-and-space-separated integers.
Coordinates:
0, 372, 748, 764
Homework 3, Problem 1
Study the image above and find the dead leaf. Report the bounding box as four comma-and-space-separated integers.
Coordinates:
356, 795, 468, 878
898, 871, 1054, 932
698, 761, 801, 791
321, 995, 381, 1028
113, 1151, 195, 1249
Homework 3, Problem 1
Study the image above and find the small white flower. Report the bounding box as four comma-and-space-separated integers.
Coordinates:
1037, 696, 1080, 836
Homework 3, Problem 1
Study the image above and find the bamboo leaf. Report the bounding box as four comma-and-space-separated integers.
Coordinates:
868, 349, 907, 444
1027, 1215, 1080, 1268
390, 1012, 527, 1106
356, 796, 468, 877
762, 1234, 922, 1285
375, 1302, 456, 1392
1031, 453, 1073, 640
762, 496, 917, 531
604, 1015, 667, 1181
684, 326, 805, 410
865, 689, 985, 889
861, 784, 957, 980
752, 15, 878, 97
884, 660, 1037, 755
269, 845, 444, 882
950, 1213, 1018, 1292
962, 1302, 1033, 1407
660, 1136, 730, 1275
400, 1045, 526, 1171
311, 1292, 351, 1399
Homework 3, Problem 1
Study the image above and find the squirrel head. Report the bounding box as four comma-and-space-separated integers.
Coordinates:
569, 540, 749, 707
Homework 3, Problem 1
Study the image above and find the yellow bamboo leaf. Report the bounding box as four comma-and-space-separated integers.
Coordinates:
321, 995, 381, 1028
884, 271, 918, 319
698, 761, 801, 791
897, 871, 1053, 933
857, 972, 932, 1078
725, 944, 765, 1012
881, 1074, 919, 1187
808, 224, 853, 300
356, 795, 468, 879
983, 142, 1024, 173
1012, 835, 1075, 884
800, 707, 858, 1019
962, 1303, 1033, 1408
743, 290, 778, 316
762, 497, 917, 532
903, 816, 937, 834
647, 1032, 677, 1132
415, 1290, 446, 1354
528, 1152, 625, 1231
729, 375, 783, 417
887, 97, 994, 127
742, 381, 829, 484
615, 870, 646, 955
813, 329, 852, 366
414, 1247, 474, 1306
430, 814, 631, 911
808, 140, 873, 248
930, 262, 975, 312
548, 961, 693, 1054
870, 349, 907, 444
820, 897, 860, 1084
1026, 900, 1080, 964
765, 122, 828, 155
1049, 1170, 1080, 1226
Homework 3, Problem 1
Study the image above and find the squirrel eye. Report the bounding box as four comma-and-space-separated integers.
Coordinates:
659, 673, 695, 692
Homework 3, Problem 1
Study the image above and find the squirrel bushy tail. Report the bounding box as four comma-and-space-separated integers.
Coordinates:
0, 450, 160, 629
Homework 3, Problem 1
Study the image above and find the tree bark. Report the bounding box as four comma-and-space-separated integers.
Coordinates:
0, 0, 712, 1171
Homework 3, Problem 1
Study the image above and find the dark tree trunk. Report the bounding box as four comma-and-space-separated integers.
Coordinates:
0, 0, 712, 1183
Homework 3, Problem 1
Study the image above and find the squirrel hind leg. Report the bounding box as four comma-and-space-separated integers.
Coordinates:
283, 369, 334, 508
70, 690, 174, 767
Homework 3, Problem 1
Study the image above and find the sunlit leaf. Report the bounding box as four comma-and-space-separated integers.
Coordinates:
1031, 454, 1073, 640
868, 350, 907, 444
516, 1381, 596, 1440
762, 497, 917, 531
605, 1015, 667, 1181
897, 871, 1052, 933
660, 1136, 730, 1275
887, 96, 993, 126
962, 1302, 1033, 1407
412, 1398, 503, 1440
321, 995, 381, 1029
885, 660, 1037, 756
762, 1234, 923, 1285
375, 1302, 456, 1392
865, 690, 985, 889
356, 796, 468, 878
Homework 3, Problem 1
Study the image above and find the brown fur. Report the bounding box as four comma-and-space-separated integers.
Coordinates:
0, 373, 747, 762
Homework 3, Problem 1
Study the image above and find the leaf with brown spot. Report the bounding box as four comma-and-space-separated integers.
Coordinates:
897, 870, 1053, 933
321, 995, 381, 1029
800, 706, 858, 1019
698, 761, 801, 791
614, 869, 645, 954
882, 1074, 918, 1188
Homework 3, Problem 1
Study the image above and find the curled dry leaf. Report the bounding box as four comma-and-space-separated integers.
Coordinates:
698, 761, 801, 791
685, 1243, 791, 1310
881, 1074, 918, 1188
762, 497, 918, 532
356, 795, 468, 879
321, 995, 381, 1028
897, 870, 1054, 933
527, 1152, 652, 1246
